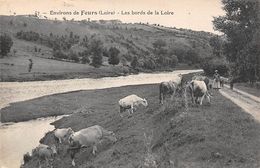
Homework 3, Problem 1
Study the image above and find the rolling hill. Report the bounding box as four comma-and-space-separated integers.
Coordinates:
0, 15, 217, 81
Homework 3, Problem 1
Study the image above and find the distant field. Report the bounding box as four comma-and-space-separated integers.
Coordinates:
0, 54, 133, 81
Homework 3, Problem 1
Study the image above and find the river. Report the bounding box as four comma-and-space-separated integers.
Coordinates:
0, 69, 202, 168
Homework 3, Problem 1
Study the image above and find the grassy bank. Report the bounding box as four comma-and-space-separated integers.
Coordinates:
7, 84, 259, 168
233, 83, 260, 98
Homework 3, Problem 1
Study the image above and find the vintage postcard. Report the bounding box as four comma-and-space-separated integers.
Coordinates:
0, 0, 259, 168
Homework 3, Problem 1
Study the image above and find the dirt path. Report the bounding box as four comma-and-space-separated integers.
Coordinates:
219, 87, 260, 121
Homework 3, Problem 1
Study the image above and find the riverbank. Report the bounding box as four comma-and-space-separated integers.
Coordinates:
0, 69, 202, 117
1, 71, 195, 122
22, 84, 260, 168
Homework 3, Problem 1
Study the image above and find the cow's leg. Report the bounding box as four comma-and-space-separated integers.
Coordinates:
119, 106, 124, 117
92, 144, 97, 155
207, 95, 211, 104
133, 106, 137, 111
170, 93, 174, 101
72, 159, 76, 167
130, 104, 134, 114
70, 149, 77, 166
127, 108, 131, 115
38, 160, 42, 168
59, 138, 62, 144
160, 93, 164, 105
200, 94, 205, 105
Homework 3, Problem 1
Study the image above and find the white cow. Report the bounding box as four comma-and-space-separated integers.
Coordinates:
118, 94, 148, 117
32, 144, 57, 168
54, 127, 74, 143
187, 80, 212, 105
68, 125, 117, 166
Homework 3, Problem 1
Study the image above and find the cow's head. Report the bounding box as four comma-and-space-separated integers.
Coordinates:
142, 98, 148, 107
64, 128, 74, 143
50, 144, 57, 156
105, 131, 117, 142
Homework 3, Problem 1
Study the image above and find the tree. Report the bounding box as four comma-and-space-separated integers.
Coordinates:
108, 47, 120, 65
131, 56, 139, 69
213, 0, 260, 82
0, 34, 13, 57
90, 39, 103, 67
152, 39, 166, 53
209, 35, 224, 57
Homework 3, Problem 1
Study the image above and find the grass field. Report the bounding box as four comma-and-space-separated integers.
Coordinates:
3, 83, 258, 168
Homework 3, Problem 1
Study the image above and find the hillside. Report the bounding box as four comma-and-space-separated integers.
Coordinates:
0, 15, 216, 81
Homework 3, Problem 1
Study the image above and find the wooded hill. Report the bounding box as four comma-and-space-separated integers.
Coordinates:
0, 15, 222, 73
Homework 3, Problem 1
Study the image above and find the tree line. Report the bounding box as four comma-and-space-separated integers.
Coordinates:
213, 0, 260, 83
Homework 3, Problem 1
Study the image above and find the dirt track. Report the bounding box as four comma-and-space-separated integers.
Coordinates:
219, 87, 260, 121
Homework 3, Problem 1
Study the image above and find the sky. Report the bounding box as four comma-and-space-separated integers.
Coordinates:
0, 0, 225, 33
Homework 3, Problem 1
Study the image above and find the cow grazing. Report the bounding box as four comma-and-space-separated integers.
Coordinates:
187, 80, 212, 105
119, 94, 148, 117
192, 75, 212, 90
32, 144, 57, 168
54, 127, 74, 144
68, 125, 117, 166
159, 74, 183, 104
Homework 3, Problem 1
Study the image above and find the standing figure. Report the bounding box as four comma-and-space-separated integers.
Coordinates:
213, 70, 220, 90
28, 59, 33, 72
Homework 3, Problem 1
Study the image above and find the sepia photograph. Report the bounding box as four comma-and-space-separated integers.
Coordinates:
0, 0, 259, 168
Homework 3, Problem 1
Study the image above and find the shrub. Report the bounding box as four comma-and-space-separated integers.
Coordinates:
69, 52, 79, 62
81, 56, 90, 64
90, 39, 104, 67
53, 50, 68, 59
108, 47, 120, 65
121, 57, 128, 66
144, 59, 156, 70
0, 34, 13, 57
169, 55, 178, 67
201, 58, 229, 76
131, 56, 139, 69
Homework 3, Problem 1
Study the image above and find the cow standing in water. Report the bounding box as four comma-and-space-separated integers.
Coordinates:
159, 74, 183, 104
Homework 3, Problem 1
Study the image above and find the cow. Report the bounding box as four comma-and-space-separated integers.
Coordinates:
54, 127, 74, 144
32, 144, 57, 168
219, 76, 229, 87
187, 80, 212, 105
159, 74, 183, 104
119, 94, 148, 117
67, 125, 117, 166
192, 75, 212, 90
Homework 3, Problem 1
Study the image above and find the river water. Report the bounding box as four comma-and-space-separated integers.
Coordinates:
0, 69, 202, 168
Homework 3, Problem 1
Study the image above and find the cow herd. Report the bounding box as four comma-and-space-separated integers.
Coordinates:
28, 73, 228, 167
